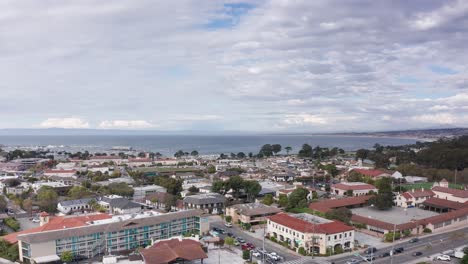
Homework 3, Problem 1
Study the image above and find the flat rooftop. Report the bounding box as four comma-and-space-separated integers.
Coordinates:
351, 207, 439, 224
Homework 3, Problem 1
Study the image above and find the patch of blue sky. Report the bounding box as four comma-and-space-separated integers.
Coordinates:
163, 65, 189, 78
203, 2, 255, 29
405, 87, 454, 99
429, 65, 458, 75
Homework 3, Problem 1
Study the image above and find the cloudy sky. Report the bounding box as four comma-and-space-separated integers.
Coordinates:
1, 0, 467, 132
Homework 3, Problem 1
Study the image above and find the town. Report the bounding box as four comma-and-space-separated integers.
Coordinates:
0, 137, 467, 264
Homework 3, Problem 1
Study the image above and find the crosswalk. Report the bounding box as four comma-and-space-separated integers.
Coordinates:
280, 258, 333, 264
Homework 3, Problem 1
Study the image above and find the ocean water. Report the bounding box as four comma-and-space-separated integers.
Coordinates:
0, 135, 418, 156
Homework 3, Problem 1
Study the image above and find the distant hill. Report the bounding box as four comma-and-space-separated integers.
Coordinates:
332, 128, 468, 140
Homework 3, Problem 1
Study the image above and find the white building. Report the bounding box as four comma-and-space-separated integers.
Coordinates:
133, 185, 167, 202
331, 182, 378, 196
267, 213, 354, 255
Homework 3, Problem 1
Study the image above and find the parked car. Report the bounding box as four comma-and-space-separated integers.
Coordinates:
409, 238, 419, 243
233, 240, 240, 246
236, 237, 246, 243
394, 247, 404, 253
379, 252, 391, 258
31, 218, 40, 223
412, 252, 423, 256
224, 222, 233, 227
364, 247, 377, 254
218, 228, 226, 234
252, 250, 261, 257
246, 243, 255, 250
267, 252, 281, 261
227, 232, 234, 237
365, 255, 375, 261
345, 259, 360, 264
436, 255, 451, 261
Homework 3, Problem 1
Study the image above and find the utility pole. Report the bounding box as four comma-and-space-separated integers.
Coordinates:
390, 223, 396, 264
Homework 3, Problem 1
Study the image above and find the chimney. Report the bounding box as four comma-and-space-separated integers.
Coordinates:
39, 212, 50, 226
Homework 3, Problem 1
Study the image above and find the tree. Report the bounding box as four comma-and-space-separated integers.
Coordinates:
323, 164, 339, 177
384, 232, 401, 242
259, 144, 273, 157
22, 198, 33, 216
225, 237, 235, 249
154, 177, 183, 196
228, 176, 244, 198
37, 187, 58, 213
61, 251, 73, 263
461, 254, 468, 264
287, 188, 309, 210
285, 146, 292, 155
278, 194, 288, 208
272, 144, 282, 155
325, 208, 352, 224
68, 186, 90, 200
0, 196, 7, 212
188, 185, 199, 194
355, 149, 370, 161
190, 150, 199, 157
237, 152, 246, 159
262, 194, 274, 205
207, 165, 216, 174
248, 152, 253, 158
298, 247, 306, 256
174, 150, 185, 158
298, 144, 313, 158
244, 180, 261, 202
211, 181, 228, 195
242, 250, 250, 260
138, 152, 146, 158
225, 215, 232, 223
107, 183, 134, 197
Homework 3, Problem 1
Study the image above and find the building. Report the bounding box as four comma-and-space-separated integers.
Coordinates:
57, 198, 95, 214
11, 210, 207, 263
140, 237, 208, 264
226, 203, 281, 226
133, 185, 167, 202
145, 192, 178, 211
183, 193, 225, 214
331, 182, 377, 196
309, 195, 373, 213
271, 172, 295, 182
350, 169, 391, 179
432, 184, 468, 203
404, 176, 428, 184
98, 195, 142, 214
43, 169, 78, 178
395, 189, 435, 208
267, 213, 354, 255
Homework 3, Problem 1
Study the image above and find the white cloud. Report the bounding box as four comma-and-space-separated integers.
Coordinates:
98, 120, 154, 129
40, 118, 89, 128
411, 113, 457, 124
283, 114, 327, 125
173, 115, 223, 121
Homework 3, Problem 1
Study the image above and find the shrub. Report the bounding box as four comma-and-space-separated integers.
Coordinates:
384, 232, 401, 242
4, 218, 20, 231
270, 237, 277, 243
242, 250, 250, 260
423, 228, 432, 233
403, 230, 411, 237
298, 247, 307, 256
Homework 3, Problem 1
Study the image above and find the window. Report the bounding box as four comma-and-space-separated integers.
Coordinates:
334, 235, 337, 239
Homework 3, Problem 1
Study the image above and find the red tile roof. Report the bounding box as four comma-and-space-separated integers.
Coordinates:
423, 197, 467, 210
128, 158, 152, 162
2, 213, 111, 244
268, 213, 353, 234
432, 186, 468, 198
351, 169, 389, 178
402, 190, 435, 199
332, 183, 377, 191
309, 195, 373, 213
44, 169, 77, 174
419, 207, 468, 225
350, 214, 419, 231
140, 238, 208, 264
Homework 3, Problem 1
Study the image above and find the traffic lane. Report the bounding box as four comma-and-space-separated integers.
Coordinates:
332, 227, 468, 263
210, 221, 300, 262
333, 235, 466, 264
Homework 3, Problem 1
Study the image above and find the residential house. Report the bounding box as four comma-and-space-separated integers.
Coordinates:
183, 193, 225, 214
331, 182, 377, 196
133, 185, 167, 202
226, 203, 281, 226
395, 189, 435, 208
57, 198, 95, 214
98, 195, 142, 214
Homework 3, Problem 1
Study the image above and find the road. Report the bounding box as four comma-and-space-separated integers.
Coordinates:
331, 227, 468, 264
210, 219, 301, 263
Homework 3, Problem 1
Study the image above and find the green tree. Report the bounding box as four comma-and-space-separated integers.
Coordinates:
211, 181, 227, 195
323, 164, 339, 177
384, 232, 401, 242
225, 237, 235, 248
0, 196, 7, 212
107, 182, 134, 197
298, 247, 307, 256
190, 150, 199, 157
285, 146, 292, 155
68, 186, 90, 199
287, 188, 309, 210
237, 152, 246, 159
325, 208, 352, 224
278, 194, 288, 207
244, 180, 261, 202
262, 194, 274, 205
368, 177, 393, 210
154, 177, 183, 195
242, 250, 250, 260
207, 165, 216, 174
271, 144, 282, 155
259, 144, 273, 157
461, 254, 468, 264
188, 185, 199, 194
0, 239, 19, 261
355, 149, 370, 160
174, 150, 185, 158
228, 176, 244, 199
61, 251, 73, 263
225, 215, 232, 223
298, 144, 313, 158
37, 187, 58, 213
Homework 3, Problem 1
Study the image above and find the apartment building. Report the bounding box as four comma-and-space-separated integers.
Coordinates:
226, 203, 281, 226
267, 213, 354, 255
16, 210, 207, 263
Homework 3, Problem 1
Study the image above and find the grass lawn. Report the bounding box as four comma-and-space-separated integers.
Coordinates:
135, 167, 199, 173
403, 182, 463, 190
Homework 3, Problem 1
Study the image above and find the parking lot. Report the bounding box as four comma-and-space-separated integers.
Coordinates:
351, 206, 439, 224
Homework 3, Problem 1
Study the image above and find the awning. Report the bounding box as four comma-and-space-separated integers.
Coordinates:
33, 255, 61, 263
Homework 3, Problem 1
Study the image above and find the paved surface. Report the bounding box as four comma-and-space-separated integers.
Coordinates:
210, 219, 301, 263
17, 217, 40, 231
330, 226, 468, 264
351, 207, 439, 224
205, 248, 245, 264
354, 232, 385, 248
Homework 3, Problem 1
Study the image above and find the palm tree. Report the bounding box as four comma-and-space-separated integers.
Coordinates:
285, 146, 292, 155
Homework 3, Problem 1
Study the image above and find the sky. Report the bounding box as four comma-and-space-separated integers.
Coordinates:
1, 0, 468, 133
